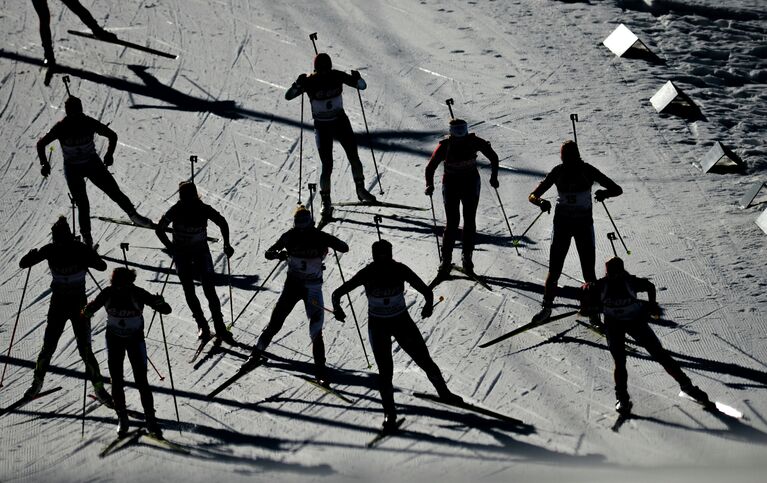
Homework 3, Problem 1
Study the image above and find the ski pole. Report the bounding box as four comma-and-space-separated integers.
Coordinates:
81, 367, 86, 438
146, 355, 165, 381
307, 183, 317, 221
227, 257, 234, 328
0, 267, 31, 388
63, 75, 72, 96
428, 194, 442, 262
570, 113, 578, 144
494, 188, 520, 256
514, 211, 545, 247
607, 232, 618, 258
86, 269, 103, 292
229, 260, 281, 329
189, 155, 197, 182
356, 88, 384, 195
67, 193, 77, 236
601, 201, 631, 255
446, 98, 455, 119
333, 250, 371, 368
309, 32, 318, 55
311, 299, 339, 318
298, 94, 304, 204
145, 261, 174, 335
120, 243, 129, 268
158, 313, 181, 428
373, 215, 382, 241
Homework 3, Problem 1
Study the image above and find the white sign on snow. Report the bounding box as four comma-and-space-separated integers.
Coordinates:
756, 208, 767, 235
698, 142, 740, 173
739, 181, 766, 209
650, 80, 696, 113
603, 24, 653, 57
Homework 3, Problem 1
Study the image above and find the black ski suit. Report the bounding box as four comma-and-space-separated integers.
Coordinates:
37, 114, 138, 245
332, 260, 451, 418
587, 274, 693, 403
83, 284, 171, 425
530, 162, 622, 305
19, 240, 107, 390
285, 70, 368, 203
156, 200, 231, 334
425, 134, 499, 266
256, 226, 348, 379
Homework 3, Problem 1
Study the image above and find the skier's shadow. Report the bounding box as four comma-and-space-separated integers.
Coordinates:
482, 275, 582, 302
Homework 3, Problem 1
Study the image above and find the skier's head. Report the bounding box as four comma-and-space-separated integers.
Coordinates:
314, 53, 332, 73
605, 257, 625, 278
449, 119, 468, 138
110, 266, 136, 287
178, 181, 199, 203
294, 204, 313, 229
371, 239, 393, 264
51, 216, 73, 243
560, 140, 582, 165
65, 96, 83, 116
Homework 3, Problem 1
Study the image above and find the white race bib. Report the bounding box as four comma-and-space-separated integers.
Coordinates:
173, 225, 207, 246
288, 256, 323, 280
51, 269, 86, 285
61, 138, 97, 164
310, 94, 344, 120
367, 292, 406, 318
556, 190, 592, 212
107, 313, 144, 336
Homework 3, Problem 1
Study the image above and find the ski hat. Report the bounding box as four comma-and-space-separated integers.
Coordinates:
605, 257, 625, 278
449, 119, 468, 137
560, 140, 582, 165
178, 181, 199, 203
314, 53, 332, 73
372, 239, 392, 263
65, 96, 83, 116
51, 216, 72, 242
111, 266, 136, 287
294, 204, 313, 229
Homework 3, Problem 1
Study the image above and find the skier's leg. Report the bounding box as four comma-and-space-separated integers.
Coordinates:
303, 283, 326, 379
629, 323, 693, 389
175, 256, 209, 334
336, 114, 365, 182
198, 250, 225, 334
368, 318, 396, 417
105, 332, 127, 415
31, 0, 54, 62
459, 177, 480, 272
69, 297, 105, 390
573, 221, 597, 283
393, 313, 453, 397
125, 336, 157, 427
60, 0, 113, 38
315, 122, 334, 215
255, 280, 302, 352
30, 297, 68, 389
606, 319, 630, 403
85, 161, 139, 218
441, 182, 460, 266
64, 165, 92, 245
543, 220, 573, 305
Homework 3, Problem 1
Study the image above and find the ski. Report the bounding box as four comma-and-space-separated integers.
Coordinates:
366, 418, 406, 448
142, 433, 191, 454
298, 375, 354, 405
610, 412, 634, 432
679, 391, 744, 419
207, 356, 267, 399
452, 265, 493, 291
189, 335, 215, 364
413, 392, 525, 425
478, 310, 579, 348
67, 30, 177, 59
0, 386, 63, 417
99, 428, 146, 458
93, 216, 219, 242
334, 200, 428, 211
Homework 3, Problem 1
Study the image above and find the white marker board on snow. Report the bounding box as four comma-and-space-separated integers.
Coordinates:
699, 142, 740, 173
756, 208, 767, 235
738, 181, 765, 209
603, 24, 652, 57
650, 81, 695, 113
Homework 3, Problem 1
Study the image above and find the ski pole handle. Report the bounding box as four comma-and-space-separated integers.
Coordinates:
309, 32, 318, 54
120, 243, 130, 268
607, 232, 618, 258
446, 98, 455, 119
570, 113, 578, 144
373, 215, 382, 241
63, 75, 71, 96
189, 155, 197, 182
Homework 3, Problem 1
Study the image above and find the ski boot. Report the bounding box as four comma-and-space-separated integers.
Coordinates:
91, 26, 118, 42
23, 379, 43, 399
129, 211, 153, 228
531, 302, 552, 323
43, 48, 56, 68
615, 398, 633, 415
116, 411, 130, 436
145, 415, 163, 439
93, 384, 115, 408
318, 191, 333, 228
213, 317, 234, 344
355, 182, 377, 203
461, 253, 475, 276
197, 325, 212, 341
382, 412, 399, 433
437, 387, 463, 405
437, 259, 452, 279
681, 384, 713, 408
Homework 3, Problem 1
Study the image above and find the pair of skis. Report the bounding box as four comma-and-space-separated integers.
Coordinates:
99, 429, 190, 458
318, 200, 428, 229
0, 386, 62, 417
429, 264, 493, 292
95, 216, 220, 243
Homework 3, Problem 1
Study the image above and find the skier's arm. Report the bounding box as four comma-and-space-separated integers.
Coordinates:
85, 246, 107, 272
36, 128, 58, 165
19, 245, 48, 268
322, 232, 349, 253
331, 270, 365, 317
340, 70, 366, 90
425, 143, 447, 195
137, 287, 172, 315
402, 265, 434, 308
155, 212, 173, 250
285, 74, 307, 100
207, 206, 233, 253
528, 167, 557, 213
590, 165, 623, 202
477, 137, 500, 186
265, 234, 288, 260
82, 288, 109, 318
93, 120, 118, 163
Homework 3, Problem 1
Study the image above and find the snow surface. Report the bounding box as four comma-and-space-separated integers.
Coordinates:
1, 0, 766, 482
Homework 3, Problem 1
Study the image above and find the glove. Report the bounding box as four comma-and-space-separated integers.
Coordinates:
40, 162, 51, 177
594, 189, 609, 203
421, 303, 433, 319
296, 73, 307, 87
424, 185, 434, 196
334, 305, 346, 322
490, 175, 499, 188
224, 244, 234, 258
350, 70, 361, 80
265, 250, 287, 261
80, 308, 94, 319
539, 199, 551, 214
648, 301, 662, 319
103, 153, 114, 167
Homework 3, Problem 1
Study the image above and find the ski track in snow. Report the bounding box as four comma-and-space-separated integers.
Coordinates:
1, 0, 766, 481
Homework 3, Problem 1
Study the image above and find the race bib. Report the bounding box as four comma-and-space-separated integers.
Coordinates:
288, 256, 323, 280
556, 190, 592, 212
107, 313, 144, 336
444, 157, 477, 174
173, 225, 207, 246
367, 292, 406, 318
310, 94, 344, 120
603, 301, 643, 320
51, 269, 86, 285
61, 137, 97, 165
